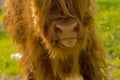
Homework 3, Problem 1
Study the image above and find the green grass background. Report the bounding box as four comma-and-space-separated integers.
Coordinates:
0, 0, 120, 79
96, 0, 120, 79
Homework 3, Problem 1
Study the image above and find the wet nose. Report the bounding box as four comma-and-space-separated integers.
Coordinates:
55, 23, 79, 39
55, 23, 79, 47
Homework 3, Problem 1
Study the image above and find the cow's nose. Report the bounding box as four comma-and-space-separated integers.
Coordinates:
55, 23, 79, 47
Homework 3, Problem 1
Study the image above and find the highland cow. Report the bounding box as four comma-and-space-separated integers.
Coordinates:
3, 0, 107, 80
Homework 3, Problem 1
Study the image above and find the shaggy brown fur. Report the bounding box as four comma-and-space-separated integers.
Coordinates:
3, 0, 107, 80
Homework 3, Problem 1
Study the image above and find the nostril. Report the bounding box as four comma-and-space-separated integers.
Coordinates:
73, 26, 79, 32
55, 27, 62, 34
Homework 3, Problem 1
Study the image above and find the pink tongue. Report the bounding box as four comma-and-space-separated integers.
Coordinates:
60, 39, 77, 47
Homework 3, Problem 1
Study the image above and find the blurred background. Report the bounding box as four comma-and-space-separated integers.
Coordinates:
0, 0, 120, 80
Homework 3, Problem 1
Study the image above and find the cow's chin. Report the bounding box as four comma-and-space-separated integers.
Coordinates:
50, 40, 81, 59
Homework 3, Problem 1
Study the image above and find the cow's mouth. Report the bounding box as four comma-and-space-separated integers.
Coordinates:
60, 38, 77, 47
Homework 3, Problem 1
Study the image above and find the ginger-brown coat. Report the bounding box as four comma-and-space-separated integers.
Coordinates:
3, 0, 107, 80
